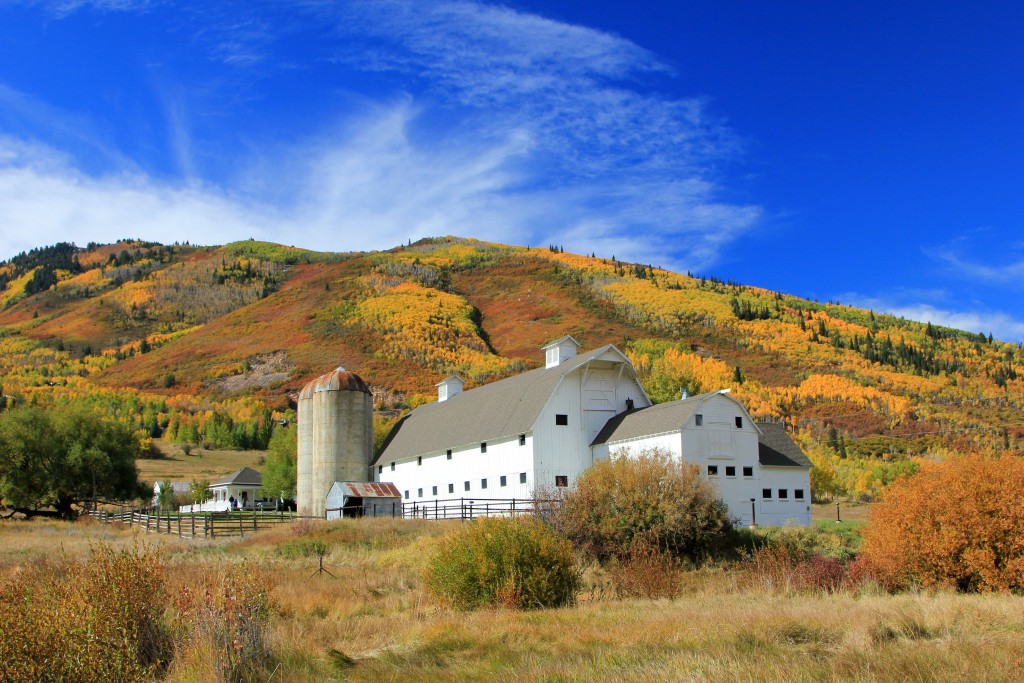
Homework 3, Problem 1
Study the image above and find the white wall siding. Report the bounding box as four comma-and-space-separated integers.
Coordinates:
375, 433, 536, 504
756, 467, 812, 527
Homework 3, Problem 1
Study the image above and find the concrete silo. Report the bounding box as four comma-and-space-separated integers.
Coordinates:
297, 367, 374, 518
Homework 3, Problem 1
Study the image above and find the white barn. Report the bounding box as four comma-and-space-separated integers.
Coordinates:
373, 337, 812, 527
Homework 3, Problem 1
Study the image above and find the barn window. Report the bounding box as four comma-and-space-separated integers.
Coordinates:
448, 483, 454, 494
480, 442, 487, 453
735, 416, 743, 428
707, 465, 718, 476
404, 491, 409, 500
417, 456, 422, 466
555, 475, 568, 487
695, 414, 703, 426
762, 488, 772, 499
417, 488, 423, 497
743, 466, 753, 477
481, 478, 488, 489
519, 434, 526, 446
778, 489, 789, 499
726, 466, 736, 477
390, 462, 395, 471
794, 489, 804, 500
464, 481, 471, 492
520, 472, 527, 484
446, 449, 452, 460
432, 486, 438, 496
378, 465, 383, 474
555, 414, 568, 426
500, 475, 507, 487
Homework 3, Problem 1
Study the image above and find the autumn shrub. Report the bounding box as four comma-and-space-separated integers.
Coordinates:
0, 540, 170, 683
861, 454, 1024, 592
168, 561, 275, 682
607, 532, 683, 599
743, 544, 850, 594
423, 516, 580, 610
553, 447, 733, 563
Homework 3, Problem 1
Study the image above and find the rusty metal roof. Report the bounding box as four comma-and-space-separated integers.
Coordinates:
335, 481, 401, 498
298, 366, 371, 399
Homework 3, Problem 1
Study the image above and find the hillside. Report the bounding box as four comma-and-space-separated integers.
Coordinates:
1, 236, 1021, 498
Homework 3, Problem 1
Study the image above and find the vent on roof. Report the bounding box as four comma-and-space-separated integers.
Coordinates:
436, 375, 465, 402
542, 335, 581, 368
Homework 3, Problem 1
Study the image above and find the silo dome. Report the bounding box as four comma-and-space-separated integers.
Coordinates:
297, 366, 374, 517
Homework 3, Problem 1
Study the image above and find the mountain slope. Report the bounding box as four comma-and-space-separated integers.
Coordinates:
1, 236, 1021, 499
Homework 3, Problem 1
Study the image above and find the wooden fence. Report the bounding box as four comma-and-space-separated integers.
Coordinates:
85, 508, 305, 539
88, 497, 561, 538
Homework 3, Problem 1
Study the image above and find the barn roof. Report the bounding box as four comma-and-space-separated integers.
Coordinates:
757, 422, 813, 469
374, 344, 642, 465
210, 467, 263, 487
590, 391, 718, 445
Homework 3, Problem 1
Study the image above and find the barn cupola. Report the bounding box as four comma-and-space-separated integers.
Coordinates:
436, 375, 465, 402
542, 335, 581, 369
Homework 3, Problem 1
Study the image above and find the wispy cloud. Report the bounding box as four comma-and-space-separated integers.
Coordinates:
839, 289, 1024, 343
926, 238, 1024, 285
0, 0, 760, 273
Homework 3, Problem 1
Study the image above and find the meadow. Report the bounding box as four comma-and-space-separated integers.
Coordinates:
2, 511, 1022, 683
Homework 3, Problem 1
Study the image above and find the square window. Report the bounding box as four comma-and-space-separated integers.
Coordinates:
404, 491, 409, 500
743, 466, 753, 477
446, 449, 452, 460
695, 414, 703, 426
432, 486, 438, 496
500, 475, 507, 487
417, 456, 422, 466
480, 442, 487, 453
555, 475, 568, 487
464, 481, 471, 492
481, 478, 487, 489
726, 466, 736, 477
778, 489, 788, 500
707, 465, 718, 476
390, 462, 395, 471
762, 488, 772, 499
735, 416, 743, 428
795, 489, 804, 500
555, 414, 568, 426
417, 488, 423, 497
448, 483, 454, 494
520, 434, 526, 446
520, 472, 527, 484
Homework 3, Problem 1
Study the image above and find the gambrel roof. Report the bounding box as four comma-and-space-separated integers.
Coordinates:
593, 392, 811, 469
374, 345, 645, 465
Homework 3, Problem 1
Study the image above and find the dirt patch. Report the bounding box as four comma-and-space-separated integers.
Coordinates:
205, 351, 296, 393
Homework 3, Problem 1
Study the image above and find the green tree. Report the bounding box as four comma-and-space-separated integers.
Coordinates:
260, 426, 297, 502
0, 403, 148, 518
188, 478, 210, 504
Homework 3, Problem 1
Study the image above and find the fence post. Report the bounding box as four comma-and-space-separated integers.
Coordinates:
253, 511, 257, 532
191, 512, 195, 538
239, 512, 244, 537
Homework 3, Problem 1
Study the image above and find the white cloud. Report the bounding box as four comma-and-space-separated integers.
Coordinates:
840, 291, 1024, 344
0, 0, 761, 274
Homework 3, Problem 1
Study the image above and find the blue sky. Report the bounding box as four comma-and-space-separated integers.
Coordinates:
1, 1, 1022, 342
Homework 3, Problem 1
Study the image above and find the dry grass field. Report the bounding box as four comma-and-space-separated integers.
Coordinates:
2, 515, 1024, 682
134, 441, 266, 484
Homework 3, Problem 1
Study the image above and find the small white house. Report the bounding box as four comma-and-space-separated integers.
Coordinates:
180, 467, 265, 513
325, 481, 402, 519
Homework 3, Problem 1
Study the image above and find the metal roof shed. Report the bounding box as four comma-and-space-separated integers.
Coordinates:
326, 481, 402, 519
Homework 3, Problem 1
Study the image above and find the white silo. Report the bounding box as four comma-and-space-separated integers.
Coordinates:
297, 366, 374, 518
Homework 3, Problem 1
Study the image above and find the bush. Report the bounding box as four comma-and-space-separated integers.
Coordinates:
607, 533, 683, 599
423, 516, 580, 610
861, 454, 1024, 592
553, 447, 733, 563
0, 541, 170, 683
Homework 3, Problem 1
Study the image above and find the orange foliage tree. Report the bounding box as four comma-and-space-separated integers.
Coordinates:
861, 454, 1024, 592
